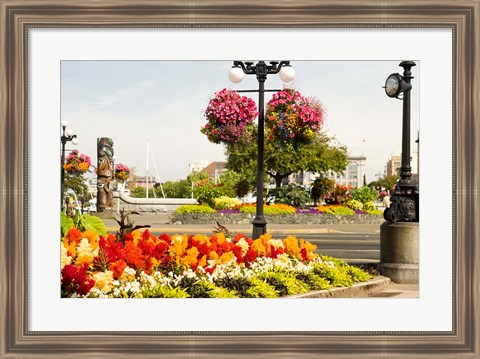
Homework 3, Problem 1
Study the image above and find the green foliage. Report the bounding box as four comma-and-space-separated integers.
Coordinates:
175, 205, 216, 214
113, 209, 150, 244
294, 272, 332, 291
318, 205, 355, 215
312, 263, 354, 288
225, 132, 348, 189
192, 179, 224, 207
160, 179, 192, 198
368, 175, 399, 192
61, 211, 107, 237
350, 186, 378, 204
63, 172, 89, 201
61, 211, 74, 237
130, 186, 157, 198
347, 266, 373, 283
345, 199, 363, 211
245, 278, 279, 298
214, 276, 252, 297
267, 184, 311, 207
363, 201, 377, 212
218, 170, 251, 198
256, 270, 310, 296
138, 284, 190, 298
239, 204, 296, 215
311, 176, 335, 205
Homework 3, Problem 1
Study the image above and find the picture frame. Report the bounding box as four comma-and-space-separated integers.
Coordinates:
1, 0, 478, 357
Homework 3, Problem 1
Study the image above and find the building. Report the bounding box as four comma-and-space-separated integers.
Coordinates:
188, 160, 210, 174
327, 155, 366, 189
189, 160, 228, 183
386, 154, 402, 177
386, 152, 418, 177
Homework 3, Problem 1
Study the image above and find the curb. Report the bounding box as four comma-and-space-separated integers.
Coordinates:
105, 226, 342, 234
286, 276, 391, 298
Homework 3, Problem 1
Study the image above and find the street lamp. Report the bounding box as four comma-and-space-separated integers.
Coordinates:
228, 61, 295, 239
61, 119, 79, 210
383, 61, 419, 222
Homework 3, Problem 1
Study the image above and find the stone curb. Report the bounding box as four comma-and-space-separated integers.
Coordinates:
286, 276, 392, 298
105, 226, 342, 234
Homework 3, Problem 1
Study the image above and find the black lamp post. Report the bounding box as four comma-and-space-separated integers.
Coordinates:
229, 61, 295, 239
383, 61, 419, 222
60, 119, 79, 210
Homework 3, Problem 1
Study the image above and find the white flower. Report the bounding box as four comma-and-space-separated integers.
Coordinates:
269, 239, 284, 250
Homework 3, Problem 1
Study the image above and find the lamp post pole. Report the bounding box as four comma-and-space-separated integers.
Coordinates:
383, 61, 419, 222
252, 64, 267, 239
229, 61, 295, 239
60, 119, 79, 210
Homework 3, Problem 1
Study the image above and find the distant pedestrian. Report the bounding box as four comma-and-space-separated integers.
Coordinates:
383, 193, 391, 208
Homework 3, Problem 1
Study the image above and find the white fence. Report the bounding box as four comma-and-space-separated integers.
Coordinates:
112, 191, 197, 213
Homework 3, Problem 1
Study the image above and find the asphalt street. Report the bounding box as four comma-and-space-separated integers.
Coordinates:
99, 213, 381, 264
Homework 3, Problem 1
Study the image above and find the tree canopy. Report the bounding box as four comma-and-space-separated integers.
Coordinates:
225, 132, 348, 188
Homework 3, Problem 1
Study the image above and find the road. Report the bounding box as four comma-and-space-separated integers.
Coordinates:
100, 214, 380, 265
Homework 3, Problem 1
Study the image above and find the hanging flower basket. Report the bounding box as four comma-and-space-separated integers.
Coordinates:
63, 150, 91, 174
115, 163, 130, 182
265, 88, 325, 145
201, 88, 258, 145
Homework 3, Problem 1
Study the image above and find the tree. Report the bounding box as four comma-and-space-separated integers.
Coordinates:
368, 175, 399, 192
64, 172, 88, 199
218, 170, 252, 198
225, 132, 348, 188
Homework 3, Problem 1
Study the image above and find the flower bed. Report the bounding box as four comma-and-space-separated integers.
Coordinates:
61, 226, 372, 298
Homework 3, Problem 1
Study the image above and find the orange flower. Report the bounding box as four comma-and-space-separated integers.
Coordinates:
110, 259, 126, 279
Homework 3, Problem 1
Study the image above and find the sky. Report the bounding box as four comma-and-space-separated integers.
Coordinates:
61, 60, 420, 183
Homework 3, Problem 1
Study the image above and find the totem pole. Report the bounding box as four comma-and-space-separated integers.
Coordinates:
97, 138, 114, 211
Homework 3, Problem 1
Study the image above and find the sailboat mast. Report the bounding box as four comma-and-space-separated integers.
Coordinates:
146, 139, 149, 199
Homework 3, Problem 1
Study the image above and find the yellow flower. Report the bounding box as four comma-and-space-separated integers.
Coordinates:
61, 243, 72, 269
82, 230, 99, 252
93, 271, 114, 292
300, 239, 317, 260
76, 237, 99, 266
251, 240, 267, 257
208, 251, 219, 261
180, 247, 199, 268
269, 239, 284, 250
198, 255, 207, 268
219, 251, 235, 264
283, 236, 301, 259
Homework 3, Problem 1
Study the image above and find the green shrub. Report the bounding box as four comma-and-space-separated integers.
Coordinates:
363, 201, 377, 212
268, 184, 311, 207
350, 186, 378, 204
138, 284, 189, 298
192, 179, 224, 207
256, 270, 310, 296
246, 278, 279, 298
345, 199, 363, 211
175, 205, 216, 214
324, 184, 351, 205
311, 177, 336, 205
